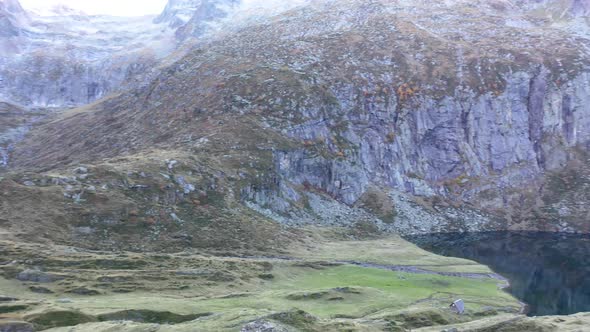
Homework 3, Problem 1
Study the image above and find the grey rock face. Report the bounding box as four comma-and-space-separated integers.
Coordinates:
222, 0, 590, 232
0, 0, 28, 27
242, 67, 585, 224
1, 57, 156, 107
241, 320, 289, 332
174, 0, 240, 40
0, 12, 173, 107
154, 0, 203, 28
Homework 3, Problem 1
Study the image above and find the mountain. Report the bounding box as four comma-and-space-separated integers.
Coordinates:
0, 0, 243, 107
173, 0, 239, 40
0, 1, 175, 106
2, 0, 590, 330
0, 0, 587, 251
154, 0, 203, 28
0, 0, 314, 107
154, 0, 241, 41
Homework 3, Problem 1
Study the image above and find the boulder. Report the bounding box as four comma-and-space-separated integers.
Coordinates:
241, 320, 288, 332
74, 167, 88, 174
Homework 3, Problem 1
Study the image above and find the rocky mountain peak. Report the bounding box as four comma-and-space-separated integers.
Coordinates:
155, 0, 241, 39
174, 0, 239, 40
0, 0, 180, 106
154, 0, 203, 28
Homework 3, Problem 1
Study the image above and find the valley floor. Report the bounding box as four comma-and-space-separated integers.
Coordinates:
2, 227, 585, 331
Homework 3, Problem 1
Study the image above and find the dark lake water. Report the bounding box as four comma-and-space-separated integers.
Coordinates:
405, 232, 590, 316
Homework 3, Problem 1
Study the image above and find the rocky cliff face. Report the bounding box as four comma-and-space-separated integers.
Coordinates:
173, 0, 239, 40
1, 0, 590, 250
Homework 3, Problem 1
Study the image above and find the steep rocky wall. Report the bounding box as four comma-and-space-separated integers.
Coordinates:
233, 69, 587, 233
154, 0, 203, 28
226, 0, 590, 232
273, 70, 590, 200
0, 55, 159, 107
172, 0, 239, 40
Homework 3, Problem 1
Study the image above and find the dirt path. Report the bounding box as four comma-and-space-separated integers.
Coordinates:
220, 253, 509, 281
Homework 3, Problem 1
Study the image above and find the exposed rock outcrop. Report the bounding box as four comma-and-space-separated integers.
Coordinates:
173, 0, 239, 40
154, 0, 205, 28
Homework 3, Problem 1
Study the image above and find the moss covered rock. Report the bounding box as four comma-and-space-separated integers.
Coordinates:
26, 310, 97, 330
97, 309, 211, 324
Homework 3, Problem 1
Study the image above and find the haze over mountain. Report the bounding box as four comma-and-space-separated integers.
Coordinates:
20, 0, 167, 17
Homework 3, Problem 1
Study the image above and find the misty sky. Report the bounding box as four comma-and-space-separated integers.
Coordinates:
19, 0, 168, 16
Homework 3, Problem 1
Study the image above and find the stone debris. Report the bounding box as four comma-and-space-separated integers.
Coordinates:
74, 167, 88, 174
